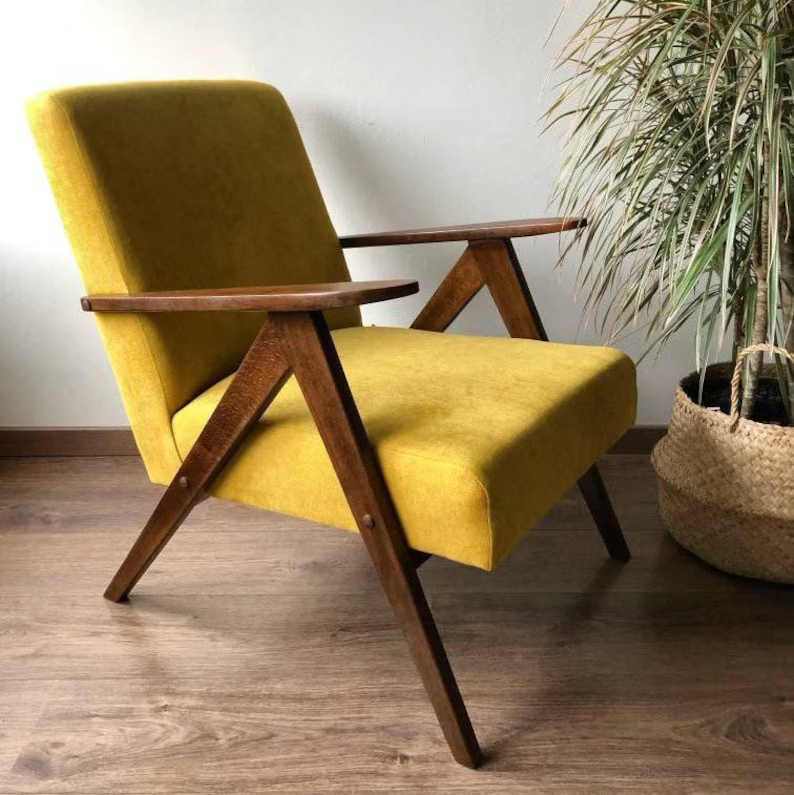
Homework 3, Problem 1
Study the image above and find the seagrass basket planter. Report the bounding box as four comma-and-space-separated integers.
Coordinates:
651, 346, 794, 584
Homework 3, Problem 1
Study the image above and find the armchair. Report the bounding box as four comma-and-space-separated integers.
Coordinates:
28, 81, 636, 769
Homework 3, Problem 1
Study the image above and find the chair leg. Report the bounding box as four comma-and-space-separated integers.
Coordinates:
104, 323, 291, 602
468, 240, 631, 563
271, 310, 483, 769
469, 238, 545, 340
411, 247, 485, 332
578, 464, 631, 561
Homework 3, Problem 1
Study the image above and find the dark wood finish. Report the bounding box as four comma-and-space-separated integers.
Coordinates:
610, 425, 667, 454
270, 311, 482, 769
0, 427, 139, 457
97, 276, 482, 763
470, 239, 543, 340
500, 238, 548, 338
103, 322, 291, 602
4, 455, 794, 793
410, 248, 485, 331
339, 217, 585, 248
0, 425, 665, 457
82, 280, 418, 314
577, 464, 631, 561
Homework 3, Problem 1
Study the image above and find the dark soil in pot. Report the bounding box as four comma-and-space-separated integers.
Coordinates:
681, 362, 789, 426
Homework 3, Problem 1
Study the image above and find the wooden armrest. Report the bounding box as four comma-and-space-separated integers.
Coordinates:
339, 217, 585, 248
81, 280, 418, 313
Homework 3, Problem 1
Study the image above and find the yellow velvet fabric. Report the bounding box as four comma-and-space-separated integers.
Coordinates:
172, 327, 636, 570
27, 81, 359, 482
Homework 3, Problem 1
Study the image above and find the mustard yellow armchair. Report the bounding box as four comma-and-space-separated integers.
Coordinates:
27, 81, 636, 768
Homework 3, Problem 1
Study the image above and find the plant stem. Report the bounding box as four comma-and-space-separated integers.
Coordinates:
742, 195, 770, 418
781, 234, 794, 423
733, 290, 746, 352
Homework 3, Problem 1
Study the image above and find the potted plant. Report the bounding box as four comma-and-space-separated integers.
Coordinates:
547, 0, 794, 582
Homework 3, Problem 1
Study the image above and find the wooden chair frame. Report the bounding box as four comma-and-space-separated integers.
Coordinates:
85, 218, 630, 769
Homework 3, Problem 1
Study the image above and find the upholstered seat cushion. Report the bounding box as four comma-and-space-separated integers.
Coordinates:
171, 326, 636, 570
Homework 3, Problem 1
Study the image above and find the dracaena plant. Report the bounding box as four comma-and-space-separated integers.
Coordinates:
547, 0, 794, 423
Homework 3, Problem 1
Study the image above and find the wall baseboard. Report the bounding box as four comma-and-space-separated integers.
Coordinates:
0, 425, 666, 458
0, 427, 139, 457
608, 425, 666, 454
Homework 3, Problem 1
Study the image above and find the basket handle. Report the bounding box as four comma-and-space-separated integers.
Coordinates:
730, 343, 794, 431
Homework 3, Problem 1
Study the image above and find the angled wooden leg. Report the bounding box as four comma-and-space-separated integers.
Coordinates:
411, 247, 485, 332
470, 237, 631, 561
578, 465, 631, 561
469, 238, 544, 340
104, 323, 291, 602
271, 310, 482, 769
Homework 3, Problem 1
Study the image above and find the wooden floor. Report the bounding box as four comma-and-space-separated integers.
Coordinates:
1, 455, 793, 794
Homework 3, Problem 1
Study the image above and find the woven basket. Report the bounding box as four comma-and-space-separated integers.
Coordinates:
651, 344, 794, 584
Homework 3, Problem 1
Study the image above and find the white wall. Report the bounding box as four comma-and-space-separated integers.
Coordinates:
0, 0, 695, 426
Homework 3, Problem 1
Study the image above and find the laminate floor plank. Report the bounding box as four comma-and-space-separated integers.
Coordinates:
1, 455, 792, 793
0, 528, 773, 596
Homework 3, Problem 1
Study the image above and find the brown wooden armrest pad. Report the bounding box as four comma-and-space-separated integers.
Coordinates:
81, 280, 419, 313
339, 217, 585, 248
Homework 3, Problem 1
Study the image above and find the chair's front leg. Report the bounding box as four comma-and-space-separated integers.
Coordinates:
104, 322, 291, 602
271, 310, 482, 769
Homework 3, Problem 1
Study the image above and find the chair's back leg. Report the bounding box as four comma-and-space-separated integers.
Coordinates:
411, 247, 485, 332
577, 465, 631, 561
271, 310, 483, 769
469, 239, 544, 340
104, 323, 291, 602
469, 238, 631, 561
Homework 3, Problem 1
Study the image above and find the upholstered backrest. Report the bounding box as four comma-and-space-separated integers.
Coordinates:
27, 81, 359, 482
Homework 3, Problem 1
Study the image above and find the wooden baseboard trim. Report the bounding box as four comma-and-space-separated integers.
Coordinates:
0, 427, 139, 457
0, 425, 666, 458
609, 425, 666, 455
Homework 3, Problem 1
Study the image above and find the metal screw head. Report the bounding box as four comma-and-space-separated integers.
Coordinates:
178, 476, 190, 489
361, 514, 376, 529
